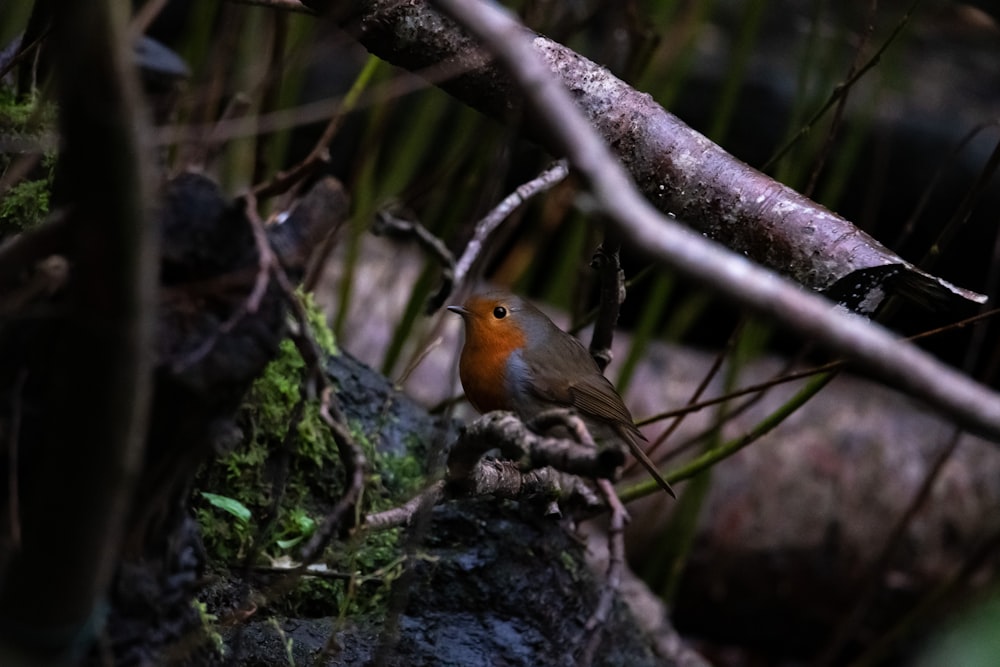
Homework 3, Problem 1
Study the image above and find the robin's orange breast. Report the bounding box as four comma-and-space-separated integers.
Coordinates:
457, 318, 526, 413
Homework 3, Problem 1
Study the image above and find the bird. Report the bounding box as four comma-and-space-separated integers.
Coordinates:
448, 289, 675, 497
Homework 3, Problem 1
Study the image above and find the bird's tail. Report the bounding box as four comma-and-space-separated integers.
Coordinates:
622, 430, 675, 498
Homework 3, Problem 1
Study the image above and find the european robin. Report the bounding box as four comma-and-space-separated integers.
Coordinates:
448, 290, 675, 497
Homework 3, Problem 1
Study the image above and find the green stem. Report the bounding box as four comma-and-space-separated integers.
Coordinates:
620, 370, 836, 503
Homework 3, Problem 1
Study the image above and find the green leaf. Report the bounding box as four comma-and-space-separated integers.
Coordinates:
200, 492, 252, 524
276, 535, 304, 550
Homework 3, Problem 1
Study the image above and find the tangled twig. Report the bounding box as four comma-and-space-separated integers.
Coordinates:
579, 478, 629, 666
446, 411, 623, 495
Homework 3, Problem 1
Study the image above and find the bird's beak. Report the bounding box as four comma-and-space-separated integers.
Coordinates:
447, 305, 468, 317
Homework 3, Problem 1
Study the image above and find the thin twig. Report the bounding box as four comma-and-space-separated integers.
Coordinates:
241, 191, 279, 313
394, 335, 444, 387
636, 307, 1000, 430
658, 337, 821, 470
0, 28, 50, 83
968, 220, 1000, 383
182, 92, 253, 171
819, 221, 1000, 662
156, 56, 480, 151
253, 53, 381, 205
588, 237, 623, 372
917, 125, 1000, 272
814, 427, 964, 666
429, 159, 569, 310
297, 386, 368, 564
372, 208, 456, 283
634, 319, 744, 472
579, 477, 629, 666
129, 0, 170, 38
620, 371, 836, 502
845, 518, 1000, 666
286, 298, 368, 564
762, 0, 921, 171
640, 308, 999, 469
364, 481, 446, 531
803, 0, 878, 197
241, 190, 369, 565
894, 121, 1000, 249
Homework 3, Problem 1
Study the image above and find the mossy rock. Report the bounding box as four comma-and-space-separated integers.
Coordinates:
223, 499, 663, 667
193, 300, 452, 620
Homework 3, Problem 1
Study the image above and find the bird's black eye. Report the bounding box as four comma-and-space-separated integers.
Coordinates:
493, 306, 507, 319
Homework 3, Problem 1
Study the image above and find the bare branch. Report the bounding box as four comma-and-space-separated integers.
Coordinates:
447, 412, 624, 493
453, 458, 574, 501
372, 207, 456, 291
430, 158, 569, 310
365, 481, 446, 531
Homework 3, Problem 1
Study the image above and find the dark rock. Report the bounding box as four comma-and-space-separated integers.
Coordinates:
226, 499, 665, 667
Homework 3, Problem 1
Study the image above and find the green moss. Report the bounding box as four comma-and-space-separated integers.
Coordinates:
0, 177, 50, 232
193, 295, 424, 618
300, 291, 337, 356
0, 89, 52, 133
193, 600, 225, 656
0, 89, 56, 235
559, 550, 581, 580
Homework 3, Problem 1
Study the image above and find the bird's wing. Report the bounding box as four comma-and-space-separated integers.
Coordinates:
524, 331, 675, 497
520, 328, 596, 406
566, 375, 644, 439
524, 331, 645, 439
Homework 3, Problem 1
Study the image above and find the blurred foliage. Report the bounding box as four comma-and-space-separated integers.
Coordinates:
0, 174, 50, 234
0, 89, 55, 236
918, 592, 1000, 667
0, 2, 30, 44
